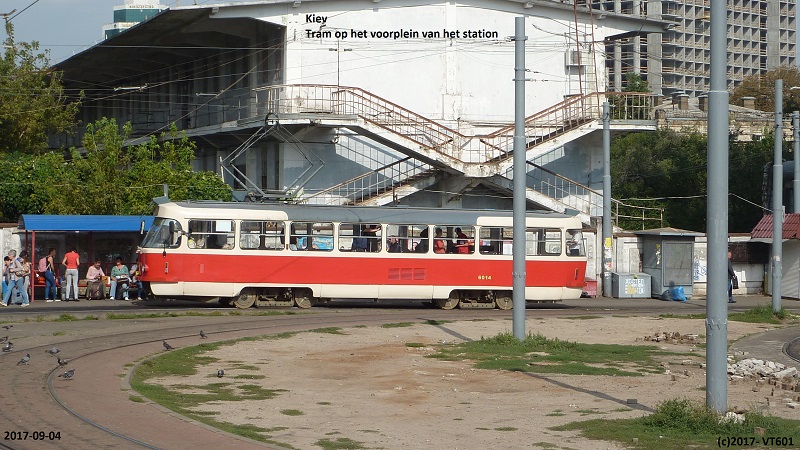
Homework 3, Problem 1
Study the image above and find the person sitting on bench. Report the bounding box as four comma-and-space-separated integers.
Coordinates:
110, 257, 130, 300
86, 260, 106, 299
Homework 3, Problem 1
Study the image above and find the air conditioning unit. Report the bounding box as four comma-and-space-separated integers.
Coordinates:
565, 49, 588, 67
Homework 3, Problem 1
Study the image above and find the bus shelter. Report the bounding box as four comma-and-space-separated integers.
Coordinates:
17, 215, 153, 301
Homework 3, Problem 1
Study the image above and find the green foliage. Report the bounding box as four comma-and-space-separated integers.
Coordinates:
731, 65, 800, 112
0, 24, 80, 154
623, 72, 650, 93
611, 129, 771, 233
0, 117, 231, 220
553, 398, 800, 450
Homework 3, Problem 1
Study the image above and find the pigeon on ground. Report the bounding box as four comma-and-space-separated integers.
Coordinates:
217, 369, 224, 378
162, 340, 174, 350
46, 347, 60, 355
2, 342, 12, 352
17, 353, 30, 365
58, 369, 75, 379
200, 330, 207, 339
0, 336, 7, 343
1, 325, 12, 330
57, 357, 69, 367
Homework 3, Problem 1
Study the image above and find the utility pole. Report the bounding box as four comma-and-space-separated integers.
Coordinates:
512, 16, 527, 340
328, 40, 352, 86
772, 80, 783, 313
706, 0, 729, 413
602, 102, 612, 297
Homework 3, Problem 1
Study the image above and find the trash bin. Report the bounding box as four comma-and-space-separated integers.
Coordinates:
611, 273, 652, 298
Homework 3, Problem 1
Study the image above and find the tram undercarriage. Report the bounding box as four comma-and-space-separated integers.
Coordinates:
224, 287, 548, 310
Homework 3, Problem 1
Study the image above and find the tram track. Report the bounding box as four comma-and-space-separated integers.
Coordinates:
0, 298, 790, 449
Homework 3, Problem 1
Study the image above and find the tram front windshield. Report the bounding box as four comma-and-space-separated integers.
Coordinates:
142, 218, 182, 248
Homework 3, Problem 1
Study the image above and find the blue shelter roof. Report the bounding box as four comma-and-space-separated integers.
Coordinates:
18, 215, 154, 233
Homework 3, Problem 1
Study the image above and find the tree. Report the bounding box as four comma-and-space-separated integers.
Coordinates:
0, 23, 80, 154
730, 66, 800, 112
0, 118, 231, 221
611, 130, 770, 233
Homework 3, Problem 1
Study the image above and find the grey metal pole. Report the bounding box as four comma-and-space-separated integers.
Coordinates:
773, 80, 783, 313
602, 102, 612, 297
793, 111, 799, 213
512, 16, 527, 339
706, 0, 729, 413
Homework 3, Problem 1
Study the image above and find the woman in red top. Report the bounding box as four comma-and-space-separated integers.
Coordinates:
62, 248, 80, 301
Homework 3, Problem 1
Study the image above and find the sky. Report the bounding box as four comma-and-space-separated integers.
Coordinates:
3, 0, 800, 66
2, 0, 252, 64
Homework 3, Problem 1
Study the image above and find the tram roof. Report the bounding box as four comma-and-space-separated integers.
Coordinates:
19, 215, 155, 233
165, 202, 576, 224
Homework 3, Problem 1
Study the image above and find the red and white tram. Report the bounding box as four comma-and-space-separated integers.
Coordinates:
137, 201, 587, 309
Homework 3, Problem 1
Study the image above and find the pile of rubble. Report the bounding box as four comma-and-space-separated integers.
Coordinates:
643, 331, 700, 344
728, 357, 800, 409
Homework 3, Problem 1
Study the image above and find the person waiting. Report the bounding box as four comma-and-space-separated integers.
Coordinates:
85, 260, 106, 300
109, 257, 130, 300
433, 228, 446, 254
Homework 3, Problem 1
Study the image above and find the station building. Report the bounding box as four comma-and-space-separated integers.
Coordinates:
51, 0, 673, 287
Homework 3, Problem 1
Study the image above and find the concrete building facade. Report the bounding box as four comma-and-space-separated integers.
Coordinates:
600, 0, 797, 97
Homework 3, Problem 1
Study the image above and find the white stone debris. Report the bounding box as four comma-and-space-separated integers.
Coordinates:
720, 411, 745, 424
727, 358, 800, 399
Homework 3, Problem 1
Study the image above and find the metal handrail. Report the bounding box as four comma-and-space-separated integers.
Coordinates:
303, 157, 434, 205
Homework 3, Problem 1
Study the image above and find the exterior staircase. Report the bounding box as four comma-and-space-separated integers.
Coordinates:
258, 84, 660, 225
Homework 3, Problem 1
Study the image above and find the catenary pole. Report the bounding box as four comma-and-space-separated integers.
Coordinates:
793, 111, 799, 213
773, 80, 783, 313
706, 0, 729, 413
512, 16, 527, 339
602, 102, 612, 297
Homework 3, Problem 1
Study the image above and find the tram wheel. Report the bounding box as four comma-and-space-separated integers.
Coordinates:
293, 290, 315, 309
436, 292, 460, 310
234, 293, 256, 309
495, 292, 513, 310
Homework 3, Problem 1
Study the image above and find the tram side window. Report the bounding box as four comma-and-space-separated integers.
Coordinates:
142, 218, 182, 249
290, 222, 333, 251
525, 228, 562, 256
566, 229, 586, 257
187, 220, 235, 250
432, 225, 475, 254
479, 227, 513, 255
240, 221, 285, 250
340, 223, 382, 252
385, 224, 428, 253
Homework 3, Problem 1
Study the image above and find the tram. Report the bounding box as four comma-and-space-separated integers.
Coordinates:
137, 201, 587, 309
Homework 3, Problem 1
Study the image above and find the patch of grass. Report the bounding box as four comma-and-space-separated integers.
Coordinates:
658, 313, 706, 319
82, 315, 99, 320
428, 332, 663, 376
129, 395, 145, 403
494, 427, 517, 431
381, 322, 414, 328
317, 401, 332, 405
233, 374, 266, 380
576, 409, 604, 416
553, 398, 800, 450
52, 331, 66, 336
280, 409, 304, 416
424, 319, 451, 325
309, 327, 345, 335
54, 314, 79, 322
405, 342, 426, 348
357, 429, 379, 434
315, 437, 366, 449
231, 364, 260, 370
561, 315, 601, 320
729, 305, 793, 324
545, 411, 566, 417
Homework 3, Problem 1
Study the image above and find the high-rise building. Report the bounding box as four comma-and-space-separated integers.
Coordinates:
599, 0, 796, 97
102, 0, 167, 39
